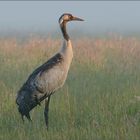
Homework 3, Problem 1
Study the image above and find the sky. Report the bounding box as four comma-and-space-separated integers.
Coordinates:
0, 1, 140, 34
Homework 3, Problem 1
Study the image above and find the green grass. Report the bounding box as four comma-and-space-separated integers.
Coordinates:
0, 36, 140, 140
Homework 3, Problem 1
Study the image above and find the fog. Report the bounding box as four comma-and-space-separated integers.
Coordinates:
0, 1, 140, 35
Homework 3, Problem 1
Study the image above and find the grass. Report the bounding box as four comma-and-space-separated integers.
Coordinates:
0, 35, 140, 140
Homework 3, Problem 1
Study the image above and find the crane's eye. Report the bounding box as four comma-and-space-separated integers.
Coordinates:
68, 15, 73, 19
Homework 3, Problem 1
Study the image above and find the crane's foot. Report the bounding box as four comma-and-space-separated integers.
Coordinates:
44, 95, 51, 130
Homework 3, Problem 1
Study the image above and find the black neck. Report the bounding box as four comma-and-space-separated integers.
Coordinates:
60, 22, 70, 41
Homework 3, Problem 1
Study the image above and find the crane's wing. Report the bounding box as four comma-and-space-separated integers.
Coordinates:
28, 53, 63, 79
25, 53, 64, 94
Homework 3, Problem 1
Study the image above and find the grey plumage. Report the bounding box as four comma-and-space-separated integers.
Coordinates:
16, 13, 84, 128
16, 53, 64, 118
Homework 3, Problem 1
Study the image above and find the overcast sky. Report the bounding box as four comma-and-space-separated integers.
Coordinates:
0, 1, 140, 33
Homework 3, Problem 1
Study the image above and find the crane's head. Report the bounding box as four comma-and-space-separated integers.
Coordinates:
59, 13, 84, 25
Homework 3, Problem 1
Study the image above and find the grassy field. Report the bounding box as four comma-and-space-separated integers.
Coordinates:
0, 35, 140, 140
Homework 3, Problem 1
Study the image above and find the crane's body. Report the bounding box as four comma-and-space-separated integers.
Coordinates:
34, 40, 73, 96
16, 13, 83, 128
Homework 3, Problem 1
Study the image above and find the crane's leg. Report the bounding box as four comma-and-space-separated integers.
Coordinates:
44, 95, 51, 130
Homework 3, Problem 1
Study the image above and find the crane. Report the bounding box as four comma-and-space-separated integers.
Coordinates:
16, 13, 84, 129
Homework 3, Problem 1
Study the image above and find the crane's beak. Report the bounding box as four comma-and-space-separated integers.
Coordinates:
72, 16, 84, 21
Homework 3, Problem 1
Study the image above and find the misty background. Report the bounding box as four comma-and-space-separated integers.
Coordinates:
0, 1, 140, 38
